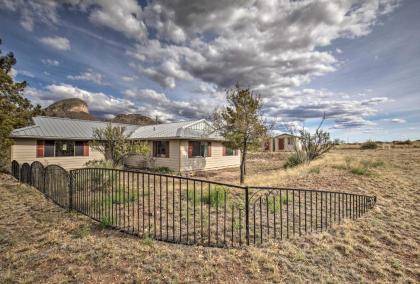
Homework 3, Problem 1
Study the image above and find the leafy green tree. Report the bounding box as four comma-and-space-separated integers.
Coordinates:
90, 123, 151, 167
213, 85, 268, 184
0, 39, 43, 171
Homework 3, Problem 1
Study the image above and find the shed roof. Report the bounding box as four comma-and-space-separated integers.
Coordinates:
10, 116, 224, 141
274, 133, 299, 138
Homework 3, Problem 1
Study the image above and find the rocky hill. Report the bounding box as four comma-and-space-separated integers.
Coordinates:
44, 98, 156, 125
44, 98, 96, 120
110, 114, 157, 125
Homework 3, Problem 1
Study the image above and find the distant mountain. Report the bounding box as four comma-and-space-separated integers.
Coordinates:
43, 98, 156, 125
44, 98, 96, 120
110, 114, 157, 126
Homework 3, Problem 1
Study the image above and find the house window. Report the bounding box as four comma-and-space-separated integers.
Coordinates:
288, 137, 294, 145
55, 141, 75, 157
153, 141, 170, 158
37, 140, 88, 157
75, 141, 85, 156
44, 140, 55, 157
224, 146, 237, 156
189, 141, 211, 157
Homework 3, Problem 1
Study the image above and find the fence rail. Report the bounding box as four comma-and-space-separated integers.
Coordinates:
11, 160, 376, 247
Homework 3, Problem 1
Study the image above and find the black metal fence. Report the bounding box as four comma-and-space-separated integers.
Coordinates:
11, 160, 377, 247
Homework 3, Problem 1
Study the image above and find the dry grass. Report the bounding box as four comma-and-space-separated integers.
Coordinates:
1, 148, 420, 283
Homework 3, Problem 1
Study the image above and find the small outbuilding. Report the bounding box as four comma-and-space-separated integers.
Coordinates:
261, 134, 301, 152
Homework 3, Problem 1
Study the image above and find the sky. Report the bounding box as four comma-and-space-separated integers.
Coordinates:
0, 0, 419, 142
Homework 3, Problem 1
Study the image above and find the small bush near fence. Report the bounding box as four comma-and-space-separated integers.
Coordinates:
10, 160, 377, 248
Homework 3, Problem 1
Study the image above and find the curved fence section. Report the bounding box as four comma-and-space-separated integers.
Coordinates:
30, 161, 45, 191
44, 165, 70, 208
20, 163, 31, 184
11, 160, 20, 180
11, 160, 376, 247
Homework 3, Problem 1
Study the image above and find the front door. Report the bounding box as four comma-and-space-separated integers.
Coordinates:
278, 138, 285, 150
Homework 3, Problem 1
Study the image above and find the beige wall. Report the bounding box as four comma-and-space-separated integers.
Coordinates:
180, 141, 240, 172
12, 138, 240, 173
152, 140, 181, 172
11, 139, 104, 170
125, 140, 240, 172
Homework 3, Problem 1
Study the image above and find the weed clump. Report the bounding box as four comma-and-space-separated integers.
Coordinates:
284, 151, 307, 168
187, 185, 226, 207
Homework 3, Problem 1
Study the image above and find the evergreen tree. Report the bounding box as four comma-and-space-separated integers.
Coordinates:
213, 85, 267, 184
0, 39, 43, 171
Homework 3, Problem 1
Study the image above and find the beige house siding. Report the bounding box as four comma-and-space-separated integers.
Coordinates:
124, 140, 181, 172
125, 140, 240, 172
152, 140, 181, 172
12, 139, 240, 173
11, 138, 104, 170
180, 141, 241, 172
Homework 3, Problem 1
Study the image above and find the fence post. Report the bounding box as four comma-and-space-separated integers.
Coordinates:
245, 186, 250, 246
68, 171, 73, 210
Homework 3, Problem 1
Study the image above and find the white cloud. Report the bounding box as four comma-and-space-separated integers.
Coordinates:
0, 0, 59, 31
67, 69, 108, 85
15, 69, 35, 78
88, 0, 147, 41
25, 84, 136, 116
4, 0, 401, 128
41, 58, 60, 66
121, 76, 136, 82
123, 88, 219, 122
390, 118, 406, 123
39, 36, 71, 51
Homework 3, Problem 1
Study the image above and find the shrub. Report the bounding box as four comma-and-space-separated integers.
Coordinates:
393, 140, 412, 145
284, 151, 307, 168
360, 140, 378, 150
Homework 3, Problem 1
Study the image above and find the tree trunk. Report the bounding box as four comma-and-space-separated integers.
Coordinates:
240, 143, 247, 184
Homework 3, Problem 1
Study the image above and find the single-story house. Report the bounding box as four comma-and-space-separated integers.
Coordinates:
10, 116, 240, 172
261, 134, 301, 152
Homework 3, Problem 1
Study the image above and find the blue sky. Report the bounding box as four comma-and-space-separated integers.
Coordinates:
1, 0, 419, 142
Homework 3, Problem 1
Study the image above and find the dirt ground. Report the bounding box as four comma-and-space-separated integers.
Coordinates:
1, 148, 419, 283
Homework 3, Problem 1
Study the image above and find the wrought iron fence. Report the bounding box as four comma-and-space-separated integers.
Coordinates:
11, 160, 377, 247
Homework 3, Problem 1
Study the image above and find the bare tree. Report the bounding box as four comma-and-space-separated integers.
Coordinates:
294, 114, 334, 163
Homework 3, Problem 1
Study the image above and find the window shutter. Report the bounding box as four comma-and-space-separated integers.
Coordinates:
153, 141, 157, 157
223, 145, 226, 156
235, 149, 238, 156
165, 141, 170, 158
36, 140, 44, 158
207, 142, 212, 157
188, 142, 193, 158
83, 142, 89, 156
